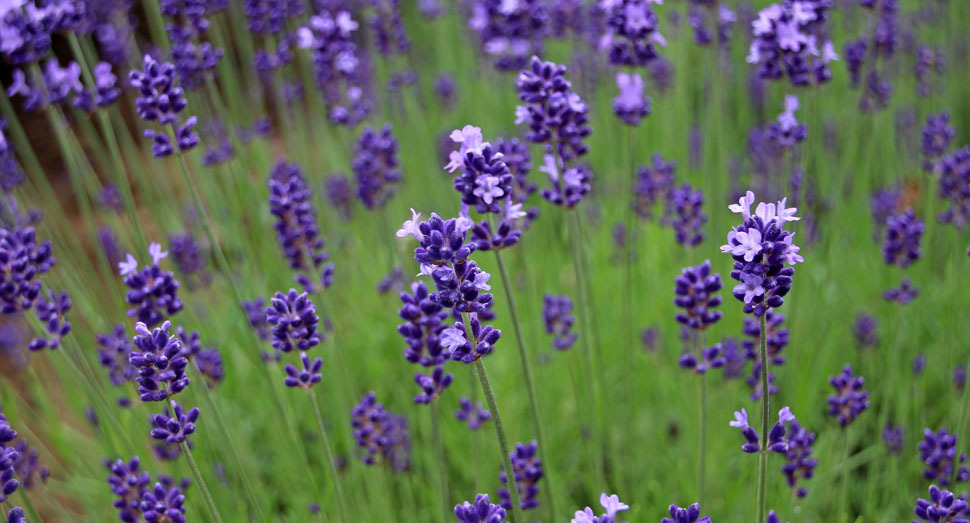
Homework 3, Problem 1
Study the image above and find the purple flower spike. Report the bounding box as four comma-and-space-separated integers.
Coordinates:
826, 365, 869, 427
914, 485, 970, 523
469, 0, 547, 72
730, 406, 795, 454
612, 72, 650, 126
781, 421, 817, 497
28, 289, 71, 351
446, 125, 514, 215
600, 0, 666, 67
397, 281, 451, 366
350, 392, 410, 469
268, 160, 332, 293
413, 365, 453, 404
921, 112, 955, 173
766, 95, 807, 149
919, 428, 970, 487
0, 226, 55, 314
767, 510, 789, 523
515, 56, 592, 165
661, 503, 711, 523
679, 343, 726, 375
938, 146, 970, 228
673, 260, 722, 331
107, 456, 151, 522
265, 289, 322, 353
118, 243, 184, 327
455, 397, 491, 430
543, 294, 577, 350
353, 124, 401, 210
633, 154, 676, 220
720, 191, 802, 317
662, 183, 707, 247
883, 423, 904, 454
128, 55, 199, 157
454, 493, 507, 523
883, 277, 919, 305
746, 1, 836, 87
284, 352, 323, 390
139, 481, 187, 522
853, 313, 878, 348
498, 441, 543, 511
882, 208, 923, 268
149, 400, 199, 444
130, 321, 190, 403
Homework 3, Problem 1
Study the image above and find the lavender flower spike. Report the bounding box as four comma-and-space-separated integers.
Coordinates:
570, 492, 630, 523
720, 191, 802, 317
826, 365, 869, 427
661, 503, 711, 523
914, 485, 970, 523
454, 493, 507, 523
128, 55, 199, 157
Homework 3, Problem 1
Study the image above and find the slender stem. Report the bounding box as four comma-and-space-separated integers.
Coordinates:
566, 210, 606, 488
431, 402, 449, 523
181, 441, 224, 523
308, 391, 350, 522
699, 373, 707, 505
955, 354, 970, 486
756, 314, 769, 523
839, 428, 850, 522
190, 364, 264, 520
492, 249, 558, 519
473, 357, 524, 523
17, 488, 39, 522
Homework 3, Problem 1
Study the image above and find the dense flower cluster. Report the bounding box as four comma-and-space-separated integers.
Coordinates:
781, 421, 817, 497
882, 208, 923, 267
914, 485, 969, 523
454, 493, 507, 523
729, 406, 796, 454
883, 277, 919, 305
350, 392, 410, 469
268, 160, 333, 292
398, 211, 503, 363
447, 126, 514, 215
106, 456, 187, 523
632, 154, 676, 220
265, 289, 322, 354
661, 503, 711, 523
498, 441, 543, 511
938, 146, 970, 228
353, 125, 401, 210
747, 0, 837, 86
826, 365, 869, 427
0, 226, 54, 314
612, 72, 650, 126
130, 321, 190, 403
766, 95, 806, 149
662, 183, 707, 247
300, 9, 371, 126
720, 191, 803, 316
673, 260, 722, 331
368, 0, 410, 56
28, 289, 71, 350
118, 243, 184, 327
160, 0, 223, 90
515, 56, 591, 165
397, 280, 451, 365
128, 55, 200, 157
468, 0, 548, 71
97, 324, 138, 394
455, 397, 491, 430
168, 232, 207, 287
0, 405, 21, 509
853, 312, 878, 348
598, 0, 666, 67
919, 428, 969, 487
688, 1, 736, 46
921, 112, 956, 173
543, 294, 577, 350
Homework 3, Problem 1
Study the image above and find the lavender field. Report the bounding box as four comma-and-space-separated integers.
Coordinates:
0, 0, 967, 521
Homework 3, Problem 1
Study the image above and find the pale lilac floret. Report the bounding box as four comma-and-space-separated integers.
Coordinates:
731, 229, 763, 261
118, 253, 139, 276
777, 95, 799, 132
441, 327, 467, 353
729, 191, 756, 219
735, 273, 765, 303
473, 176, 505, 204
600, 493, 629, 518
472, 272, 491, 291
148, 242, 168, 264
730, 408, 750, 429
396, 208, 424, 241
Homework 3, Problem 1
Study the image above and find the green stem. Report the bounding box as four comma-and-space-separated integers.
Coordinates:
191, 364, 265, 520
756, 314, 769, 523
699, 373, 707, 505
308, 391, 350, 522
840, 429, 850, 522
473, 357, 524, 523
566, 210, 607, 489
492, 249, 558, 520
431, 402, 449, 523
17, 488, 40, 522
181, 441, 224, 523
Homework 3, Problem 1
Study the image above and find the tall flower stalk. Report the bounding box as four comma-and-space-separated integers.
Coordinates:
720, 191, 803, 520
397, 211, 525, 522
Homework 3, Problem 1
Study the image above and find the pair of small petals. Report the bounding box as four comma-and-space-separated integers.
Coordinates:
283, 353, 323, 389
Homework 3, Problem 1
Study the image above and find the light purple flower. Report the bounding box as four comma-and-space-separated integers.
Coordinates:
735, 273, 765, 303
